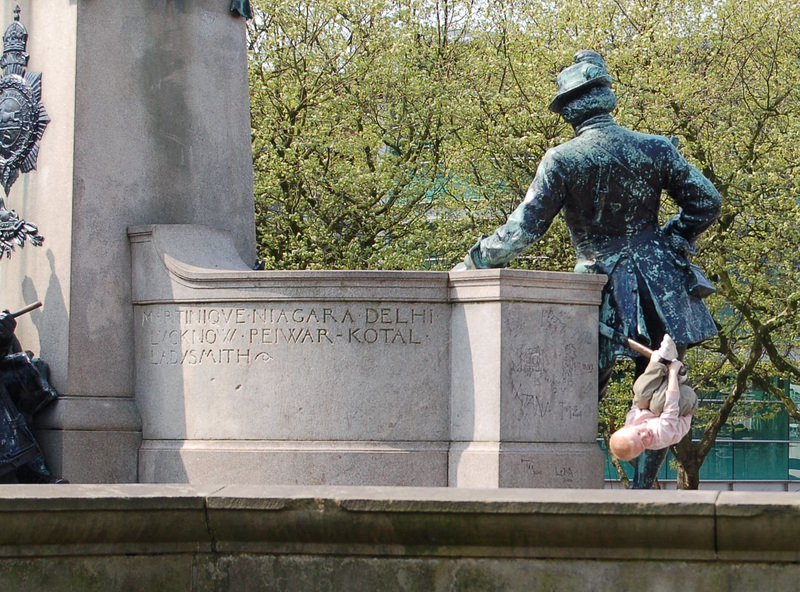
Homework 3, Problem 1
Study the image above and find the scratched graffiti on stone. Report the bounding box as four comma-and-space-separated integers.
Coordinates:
542, 310, 566, 337
562, 344, 575, 387
561, 343, 595, 388
510, 346, 547, 383
513, 386, 552, 422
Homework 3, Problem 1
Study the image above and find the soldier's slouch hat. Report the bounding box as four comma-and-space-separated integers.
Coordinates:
549, 50, 613, 114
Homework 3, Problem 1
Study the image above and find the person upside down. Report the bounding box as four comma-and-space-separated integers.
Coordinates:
609, 335, 697, 463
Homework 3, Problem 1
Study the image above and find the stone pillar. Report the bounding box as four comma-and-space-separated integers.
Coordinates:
449, 270, 607, 488
0, 1, 256, 482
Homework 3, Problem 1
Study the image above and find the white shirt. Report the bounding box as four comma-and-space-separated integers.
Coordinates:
624, 387, 692, 449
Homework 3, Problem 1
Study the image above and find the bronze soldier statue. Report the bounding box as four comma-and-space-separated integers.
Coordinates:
457, 50, 721, 488
0, 306, 65, 484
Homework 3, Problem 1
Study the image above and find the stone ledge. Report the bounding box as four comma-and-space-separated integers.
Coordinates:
0, 484, 220, 556
0, 485, 797, 563
448, 268, 606, 305
207, 486, 716, 560
716, 491, 800, 562
129, 224, 451, 303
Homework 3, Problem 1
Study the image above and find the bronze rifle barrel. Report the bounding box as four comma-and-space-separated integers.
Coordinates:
10, 301, 42, 318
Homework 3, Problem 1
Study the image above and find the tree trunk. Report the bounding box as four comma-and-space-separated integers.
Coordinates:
672, 434, 703, 490
676, 463, 701, 490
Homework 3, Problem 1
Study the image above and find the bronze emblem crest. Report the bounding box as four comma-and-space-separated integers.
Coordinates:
0, 6, 48, 196
0, 6, 49, 258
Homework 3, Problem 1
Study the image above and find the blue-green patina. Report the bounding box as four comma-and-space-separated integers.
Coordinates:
230, 0, 253, 19
465, 52, 721, 381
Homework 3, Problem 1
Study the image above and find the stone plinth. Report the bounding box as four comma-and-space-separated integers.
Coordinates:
0, 1, 256, 483
131, 224, 606, 488
449, 270, 606, 488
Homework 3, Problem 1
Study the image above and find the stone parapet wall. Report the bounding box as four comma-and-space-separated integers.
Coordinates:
0, 485, 798, 591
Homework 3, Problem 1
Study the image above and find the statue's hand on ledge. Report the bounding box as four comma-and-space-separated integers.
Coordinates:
452, 237, 486, 271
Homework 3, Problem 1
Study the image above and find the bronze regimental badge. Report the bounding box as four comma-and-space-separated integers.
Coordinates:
0, 6, 49, 258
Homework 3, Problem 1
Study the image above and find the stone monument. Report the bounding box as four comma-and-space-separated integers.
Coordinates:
0, 1, 255, 483
129, 227, 604, 487
0, 2, 606, 487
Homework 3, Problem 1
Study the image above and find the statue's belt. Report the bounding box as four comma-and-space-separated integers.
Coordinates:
576, 225, 663, 260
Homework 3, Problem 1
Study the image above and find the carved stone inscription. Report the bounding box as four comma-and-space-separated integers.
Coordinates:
143, 305, 436, 366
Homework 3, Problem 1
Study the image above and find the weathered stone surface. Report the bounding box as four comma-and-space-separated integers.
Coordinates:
716, 491, 800, 562
130, 225, 605, 488
34, 429, 142, 484
449, 270, 605, 488
139, 440, 448, 486
0, 484, 217, 554
0, 1, 256, 483
205, 486, 717, 560
0, 555, 204, 592
194, 556, 800, 592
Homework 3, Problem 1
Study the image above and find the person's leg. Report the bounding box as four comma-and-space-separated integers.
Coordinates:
630, 354, 665, 488
598, 363, 614, 401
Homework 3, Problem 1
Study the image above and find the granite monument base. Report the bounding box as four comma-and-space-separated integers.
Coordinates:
130, 224, 607, 488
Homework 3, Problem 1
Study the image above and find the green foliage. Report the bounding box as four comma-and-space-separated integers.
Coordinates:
250, 0, 483, 269
250, 0, 800, 487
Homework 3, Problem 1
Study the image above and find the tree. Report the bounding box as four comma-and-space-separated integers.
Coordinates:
635, 0, 800, 489
248, 0, 483, 269
250, 0, 800, 488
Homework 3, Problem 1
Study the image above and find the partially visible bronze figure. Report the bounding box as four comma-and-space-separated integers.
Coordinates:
230, 0, 253, 19
0, 302, 65, 484
0, 9, 62, 484
457, 50, 721, 488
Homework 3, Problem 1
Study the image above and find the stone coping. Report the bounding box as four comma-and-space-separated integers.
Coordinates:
0, 485, 796, 562
128, 224, 605, 304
